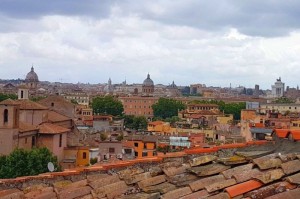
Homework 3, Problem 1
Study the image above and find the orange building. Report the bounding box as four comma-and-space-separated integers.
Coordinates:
125, 136, 157, 158
118, 96, 158, 118
147, 121, 171, 134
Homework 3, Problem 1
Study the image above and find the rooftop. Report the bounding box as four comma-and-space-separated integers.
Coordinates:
1, 140, 300, 199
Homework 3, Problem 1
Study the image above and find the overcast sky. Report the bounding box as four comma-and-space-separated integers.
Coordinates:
0, 0, 300, 89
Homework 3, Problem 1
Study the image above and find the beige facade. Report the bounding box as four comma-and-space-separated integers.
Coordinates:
260, 103, 300, 114
0, 99, 20, 155
0, 97, 73, 162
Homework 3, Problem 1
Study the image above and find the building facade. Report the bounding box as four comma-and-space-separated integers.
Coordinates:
118, 96, 158, 118
271, 77, 285, 98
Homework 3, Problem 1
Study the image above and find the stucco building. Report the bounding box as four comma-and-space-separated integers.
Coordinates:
0, 88, 76, 162
118, 96, 158, 118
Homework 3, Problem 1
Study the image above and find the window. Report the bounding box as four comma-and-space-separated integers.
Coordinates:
124, 149, 132, 154
21, 90, 24, 99
134, 142, 139, 147
109, 147, 115, 153
83, 152, 87, 159
51, 102, 54, 107
32, 136, 36, 148
142, 152, 147, 157
25, 138, 27, 144
4, 109, 8, 123
59, 134, 62, 147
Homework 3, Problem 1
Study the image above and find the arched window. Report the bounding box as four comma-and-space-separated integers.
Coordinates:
4, 109, 8, 123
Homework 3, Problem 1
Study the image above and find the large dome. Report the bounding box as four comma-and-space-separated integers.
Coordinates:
143, 74, 154, 86
25, 67, 39, 82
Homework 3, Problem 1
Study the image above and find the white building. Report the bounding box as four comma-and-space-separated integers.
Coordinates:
271, 77, 285, 98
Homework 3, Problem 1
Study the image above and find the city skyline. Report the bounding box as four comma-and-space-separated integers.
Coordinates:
0, 1, 300, 89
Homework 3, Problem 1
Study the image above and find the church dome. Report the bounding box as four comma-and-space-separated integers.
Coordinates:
25, 67, 39, 82
168, 81, 177, 89
143, 74, 154, 86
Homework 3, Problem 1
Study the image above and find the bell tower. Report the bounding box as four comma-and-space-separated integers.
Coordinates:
18, 85, 29, 100
0, 99, 20, 155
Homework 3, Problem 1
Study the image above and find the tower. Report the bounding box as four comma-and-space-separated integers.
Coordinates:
0, 99, 20, 155
17, 85, 29, 100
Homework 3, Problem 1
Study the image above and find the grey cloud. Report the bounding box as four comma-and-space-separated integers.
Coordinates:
1, 0, 300, 37
0, 0, 113, 18
117, 0, 300, 37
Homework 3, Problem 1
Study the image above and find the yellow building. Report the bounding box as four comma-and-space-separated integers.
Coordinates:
147, 121, 171, 134
291, 120, 300, 129
217, 114, 234, 124
63, 147, 90, 169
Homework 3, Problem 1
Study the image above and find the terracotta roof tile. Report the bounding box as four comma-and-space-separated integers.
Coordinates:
16, 99, 48, 110
47, 110, 71, 122
225, 180, 263, 197
148, 121, 164, 126
39, 123, 70, 134
265, 188, 300, 199
286, 172, 300, 184
252, 169, 285, 184
245, 181, 297, 199
0, 98, 20, 105
19, 121, 38, 133
3, 141, 300, 199
280, 159, 300, 175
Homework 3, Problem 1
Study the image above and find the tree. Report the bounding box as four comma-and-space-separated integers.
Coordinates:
124, 115, 148, 130
92, 96, 123, 116
100, 133, 107, 141
274, 97, 295, 104
152, 98, 186, 119
70, 99, 78, 104
0, 148, 59, 179
30, 96, 47, 102
188, 100, 245, 121
164, 116, 180, 126
117, 134, 124, 141
0, 93, 17, 102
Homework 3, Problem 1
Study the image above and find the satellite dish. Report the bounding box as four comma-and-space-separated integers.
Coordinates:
47, 162, 55, 172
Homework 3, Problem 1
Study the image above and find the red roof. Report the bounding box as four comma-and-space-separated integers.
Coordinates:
148, 121, 164, 126
39, 123, 70, 134
188, 114, 205, 119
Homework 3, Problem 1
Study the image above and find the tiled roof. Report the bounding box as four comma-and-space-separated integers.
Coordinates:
187, 114, 205, 119
1, 141, 300, 198
16, 99, 48, 110
148, 121, 164, 126
47, 111, 71, 122
0, 99, 19, 105
19, 121, 38, 133
38, 123, 70, 134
